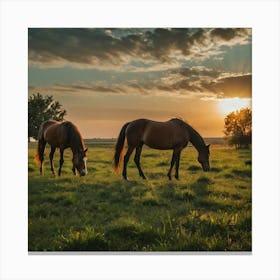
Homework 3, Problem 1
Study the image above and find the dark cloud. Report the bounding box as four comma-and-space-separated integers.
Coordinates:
29, 65, 251, 99
54, 83, 123, 94
142, 28, 207, 59
139, 68, 252, 98
213, 74, 252, 98
210, 28, 251, 42
28, 28, 250, 68
29, 28, 125, 65
29, 28, 205, 65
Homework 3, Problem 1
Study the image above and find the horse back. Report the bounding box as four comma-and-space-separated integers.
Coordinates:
126, 119, 189, 149
145, 120, 189, 149
43, 121, 68, 148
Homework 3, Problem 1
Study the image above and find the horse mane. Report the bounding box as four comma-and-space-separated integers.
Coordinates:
62, 121, 85, 151
170, 118, 207, 153
169, 117, 187, 126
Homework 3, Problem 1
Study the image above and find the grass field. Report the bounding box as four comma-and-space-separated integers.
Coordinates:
28, 140, 251, 251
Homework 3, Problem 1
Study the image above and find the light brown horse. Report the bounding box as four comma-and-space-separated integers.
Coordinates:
35, 120, 88, 176
113, 118, 210, 180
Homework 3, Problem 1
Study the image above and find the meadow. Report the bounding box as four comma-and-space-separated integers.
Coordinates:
28, 140, 251, 252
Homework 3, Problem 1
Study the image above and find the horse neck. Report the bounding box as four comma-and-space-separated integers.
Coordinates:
68, 127, 85, 154
71, 140, 84, 154
187, 125, 206, 153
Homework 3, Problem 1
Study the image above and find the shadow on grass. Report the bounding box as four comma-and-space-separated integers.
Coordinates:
141, 198, 163, 206
193, 197, 234, 211
190, 176, 213, 197
156, 161, 169, 167
210, 167, 222, 172
188, 165, 200, 171
60, 227, 109, 251
105, 223, 159, 251
181, 213, 251, 251
232, 169, 251, 178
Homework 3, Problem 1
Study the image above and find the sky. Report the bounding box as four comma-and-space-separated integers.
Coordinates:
28, 28, 252, 138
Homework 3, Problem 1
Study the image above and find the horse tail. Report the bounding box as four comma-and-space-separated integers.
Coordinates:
34, 143, 41, 165
34, 122, 46, 165
113, 122, 130, 172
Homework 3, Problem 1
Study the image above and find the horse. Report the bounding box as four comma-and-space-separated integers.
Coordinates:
34, 120, 88, 176
113, 118, 210, 180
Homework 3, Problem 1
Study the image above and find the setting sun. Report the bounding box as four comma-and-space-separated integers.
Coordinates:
218, 98, 251, 115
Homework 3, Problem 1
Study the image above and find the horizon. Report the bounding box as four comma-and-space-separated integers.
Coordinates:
29, 136, 227, 142
28, 28, 252, 138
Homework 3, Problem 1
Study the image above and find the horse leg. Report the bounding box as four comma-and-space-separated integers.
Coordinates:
175, 150, 182, 180
167, 150, 176, 180
134, 143, 146, 179
39, 140, 46, 175
72, 165, 77, 176
122, 145, 134, 180
49, 146, 56, 176
58, 148, 64, 176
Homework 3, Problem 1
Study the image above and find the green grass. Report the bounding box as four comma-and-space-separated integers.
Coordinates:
28, 141, 251, 251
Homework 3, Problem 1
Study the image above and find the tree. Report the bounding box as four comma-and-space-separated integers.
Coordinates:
28, 93, 66, 142
224, 108, 252, 149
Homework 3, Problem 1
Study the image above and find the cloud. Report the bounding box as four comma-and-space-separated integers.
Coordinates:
212, 74, 252, 98
210, 28, 251, 45
28, 28, 251, 69
29, 65, 252, 99
29, 28, 129, 67
28, 82, 123, 96
160, 68, 252, 98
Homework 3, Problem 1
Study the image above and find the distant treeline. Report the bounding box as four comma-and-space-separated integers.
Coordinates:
86, 138, 116, 143
204, 138, 226, 145
85, 138, 226, 145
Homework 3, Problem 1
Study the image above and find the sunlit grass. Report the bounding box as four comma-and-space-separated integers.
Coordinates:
28, 141, 251, 251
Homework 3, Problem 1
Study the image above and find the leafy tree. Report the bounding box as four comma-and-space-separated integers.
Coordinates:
224, 108, 252, 149
28, 93, 66, 141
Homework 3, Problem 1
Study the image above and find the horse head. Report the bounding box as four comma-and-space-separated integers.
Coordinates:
73, 148, 88, 176
198, 144, 210, 172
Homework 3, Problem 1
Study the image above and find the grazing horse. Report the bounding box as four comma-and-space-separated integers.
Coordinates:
113, 118, 210, 180
34, 120, 88, 176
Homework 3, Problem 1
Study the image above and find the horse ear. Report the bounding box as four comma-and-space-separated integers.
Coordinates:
207, 144, 210, 150
84, 148, 88, 153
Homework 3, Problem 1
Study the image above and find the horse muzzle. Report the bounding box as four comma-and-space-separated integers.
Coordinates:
79, 169, 87, 176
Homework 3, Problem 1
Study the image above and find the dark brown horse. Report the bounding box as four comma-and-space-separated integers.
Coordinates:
35, 120, 88, 176
113, 118, 210, 180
